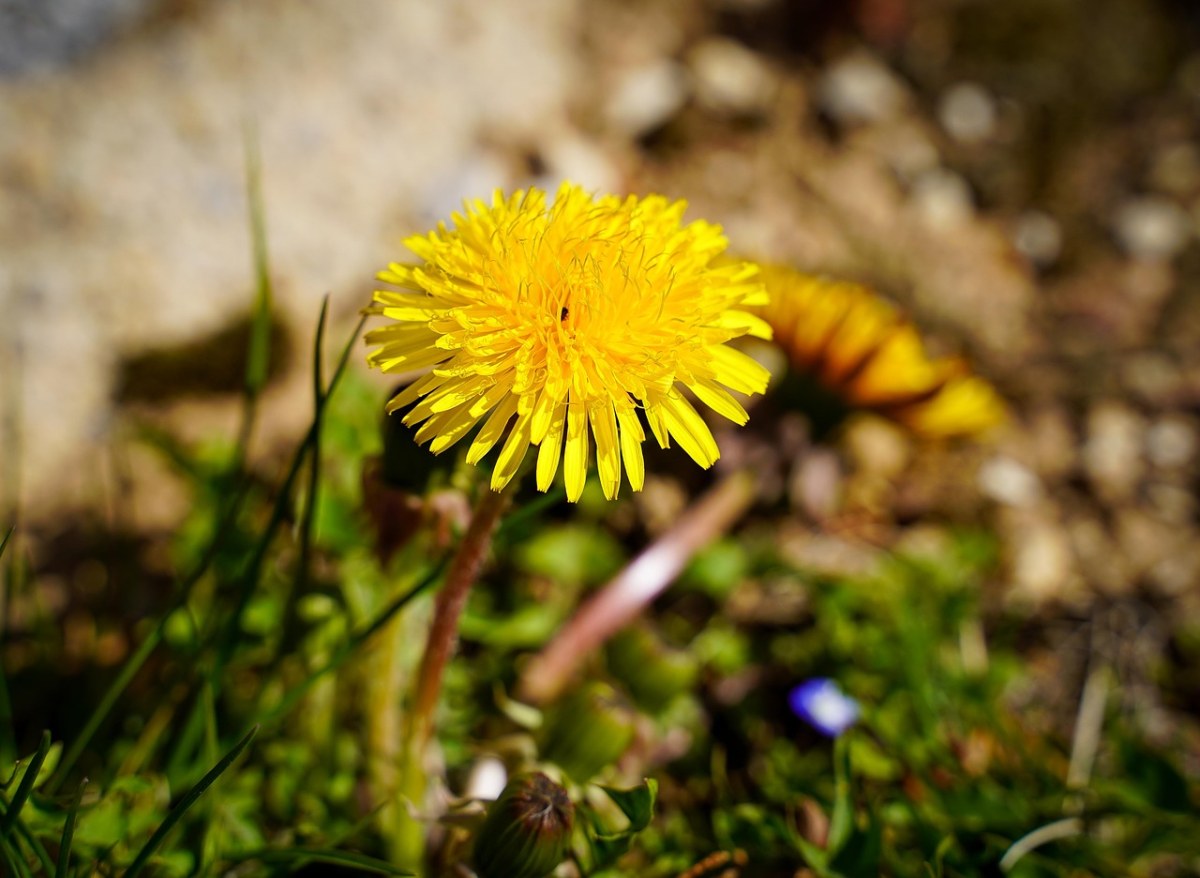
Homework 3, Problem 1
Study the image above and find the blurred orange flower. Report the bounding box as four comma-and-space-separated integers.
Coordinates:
754, 265, 1005, 438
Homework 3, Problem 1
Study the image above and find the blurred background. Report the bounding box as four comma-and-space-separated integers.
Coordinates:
3, 0, 1197, 549
1, 0, 1199, 874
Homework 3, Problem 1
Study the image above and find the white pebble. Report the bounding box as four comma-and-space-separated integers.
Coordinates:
606, 60, 689, 137
978, 456, 1043, 507
818, 52, 906, 125
1013, 211, 1063, 267
1146, 417, 1196, 468
910, 168, 973, 230
688, 37, 776, 116
1113, 197, 1191, 260
938, 82, 997, 144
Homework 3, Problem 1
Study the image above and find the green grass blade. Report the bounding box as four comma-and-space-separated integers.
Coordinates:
211, 312, 367, 678
0, 526, 12, 561
12, 817, 54, 876
123, 724, 258, 878
1, 730, 51, 838
272, 297, 329, 667
253, 556, 447, 732
55, 778, 87, 878
0, 831, 32, 878
237, 846, 415, 875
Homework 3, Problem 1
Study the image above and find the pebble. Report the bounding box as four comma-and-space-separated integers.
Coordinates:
1007, 509, 1078, 605
1083, 402, 1145, 501
977, 456, 1042, 507
418, 152, 511, 226
0, 0, 153, 75
1113, 196, 1192, 260
688, 37, 777, 117
536, 131, 621, 194
1013, 210, 1063, 268
910, 167, 973, 230
818, 52, 907, 125
938, 82, 997, 144
606, 59, 689, 137
1145, 415, 1196, 468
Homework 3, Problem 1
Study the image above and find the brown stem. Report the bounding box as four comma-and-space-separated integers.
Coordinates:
409, 484, 510, 748
518, 470, 757, 704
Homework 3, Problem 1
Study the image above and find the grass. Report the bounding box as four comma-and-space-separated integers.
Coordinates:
0, 152, 1195, 877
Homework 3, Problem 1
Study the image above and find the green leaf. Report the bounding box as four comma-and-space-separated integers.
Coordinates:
584, 779, 659, 870
598, 778, 658, 832
827, 735, 853, 855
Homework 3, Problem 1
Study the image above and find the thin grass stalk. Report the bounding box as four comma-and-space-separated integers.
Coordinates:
519, 470, 757, 704
123, 725, 258, 878
54, 778, 87, 878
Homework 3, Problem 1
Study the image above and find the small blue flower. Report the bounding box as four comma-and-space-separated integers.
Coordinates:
788, 678, 859, 737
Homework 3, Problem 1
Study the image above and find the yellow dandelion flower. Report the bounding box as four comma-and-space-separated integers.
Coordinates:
754, 265, 1006, 438
365, 183, 772, 501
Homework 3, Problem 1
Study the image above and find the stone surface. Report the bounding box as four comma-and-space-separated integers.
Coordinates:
0, 0, 584, 514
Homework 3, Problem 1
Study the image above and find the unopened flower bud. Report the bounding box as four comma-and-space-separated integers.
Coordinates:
539, 682, 636, 783
473, 772, 574, 878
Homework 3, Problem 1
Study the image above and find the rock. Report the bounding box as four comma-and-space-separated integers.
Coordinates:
0, 0, 154, 76
818, 51, 907, 125
1012, 210, 1063, 268
909, 167, 973, 230
1082, 402, 1145, 502
536, 130, 622, 194
1145, 414, 1196, 469
1004, 507, 1081, 606
1113, 196, 1192, 260
687, 37, 776, 118
605, 59, 688, 137
977, 456, 1042, 507
418, 151, 511, 227
938, 82, 997, 144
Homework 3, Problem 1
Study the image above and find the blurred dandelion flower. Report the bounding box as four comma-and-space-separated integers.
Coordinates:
366, 183, 772, 501
788, 677, 859, 737
754, 266, 1005, 438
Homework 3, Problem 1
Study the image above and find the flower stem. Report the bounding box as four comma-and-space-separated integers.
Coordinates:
518, 470, 757, 704
395, 484, 509, 867
409, 484, 509, 746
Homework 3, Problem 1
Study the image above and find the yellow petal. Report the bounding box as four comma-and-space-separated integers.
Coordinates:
661, 392, 719, 468
492, 413, 532, 491
466, 395, 519, 464
616, 408, 645, 492
564, 402, 589, 502
536, 403, 567, 492
709, 345, 770, 395
689, 378, 748, 425
590, 401, 622, 500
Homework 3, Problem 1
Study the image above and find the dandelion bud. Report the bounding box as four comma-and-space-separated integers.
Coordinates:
539, 682, 637, 783
473, 772, 574, 878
